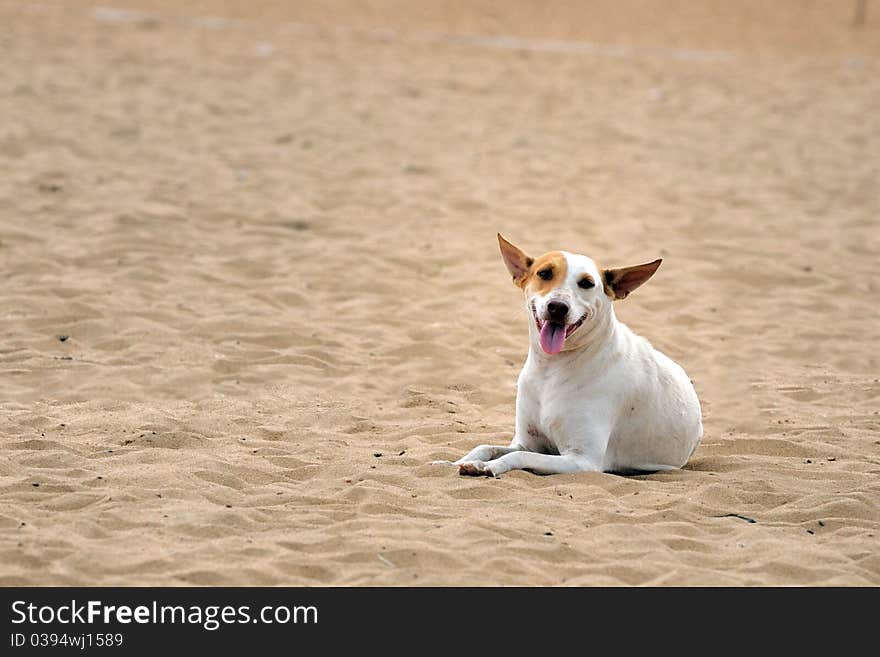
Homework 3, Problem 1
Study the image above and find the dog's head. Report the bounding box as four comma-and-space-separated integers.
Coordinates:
498, 233, 661, 355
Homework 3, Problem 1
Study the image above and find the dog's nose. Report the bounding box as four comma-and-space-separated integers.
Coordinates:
546, 300, 569, 322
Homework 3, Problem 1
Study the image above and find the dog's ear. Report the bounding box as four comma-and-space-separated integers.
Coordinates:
497, 234, 533, 286
603, 259, 662, 300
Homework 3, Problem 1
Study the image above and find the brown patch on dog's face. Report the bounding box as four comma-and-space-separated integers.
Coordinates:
577, 273, 596, 290
523, 252, 567, 295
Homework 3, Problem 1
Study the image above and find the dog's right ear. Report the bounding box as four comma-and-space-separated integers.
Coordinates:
497, 234, 533, 286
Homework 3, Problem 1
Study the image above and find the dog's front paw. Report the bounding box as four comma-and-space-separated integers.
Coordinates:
458, 461, 495, 477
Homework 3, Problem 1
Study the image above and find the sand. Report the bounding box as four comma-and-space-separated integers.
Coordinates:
0, 0, 878, 586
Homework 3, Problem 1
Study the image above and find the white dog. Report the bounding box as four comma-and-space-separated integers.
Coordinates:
444, 234, 702, 477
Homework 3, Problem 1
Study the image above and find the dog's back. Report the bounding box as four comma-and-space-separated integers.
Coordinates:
598, 321, 703, 472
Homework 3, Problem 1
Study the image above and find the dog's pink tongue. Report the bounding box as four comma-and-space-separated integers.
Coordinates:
539, 322, 566, 355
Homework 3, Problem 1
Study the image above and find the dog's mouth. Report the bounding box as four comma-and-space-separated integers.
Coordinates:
531, 304, 587, 355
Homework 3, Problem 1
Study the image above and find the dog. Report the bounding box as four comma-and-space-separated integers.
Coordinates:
441, 234, 702, 477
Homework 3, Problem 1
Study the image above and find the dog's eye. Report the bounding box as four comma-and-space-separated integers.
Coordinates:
537, 268, 553, 280
578, 277, 595, 289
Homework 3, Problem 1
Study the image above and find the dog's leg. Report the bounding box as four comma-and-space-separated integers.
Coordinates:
458, 451, 600, 477
454, 444, 522, 464
432, 443, 523, 466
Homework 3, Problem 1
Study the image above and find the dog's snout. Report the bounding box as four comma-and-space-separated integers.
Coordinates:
546, 300, 569, 322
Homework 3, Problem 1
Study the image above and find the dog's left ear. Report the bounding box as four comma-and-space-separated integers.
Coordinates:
603, 259, 662, 300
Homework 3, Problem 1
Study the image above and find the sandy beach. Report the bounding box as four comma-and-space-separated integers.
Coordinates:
1, 0, 878, 585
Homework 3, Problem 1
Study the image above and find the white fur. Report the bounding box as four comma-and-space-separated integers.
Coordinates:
442, 251, 702, 476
